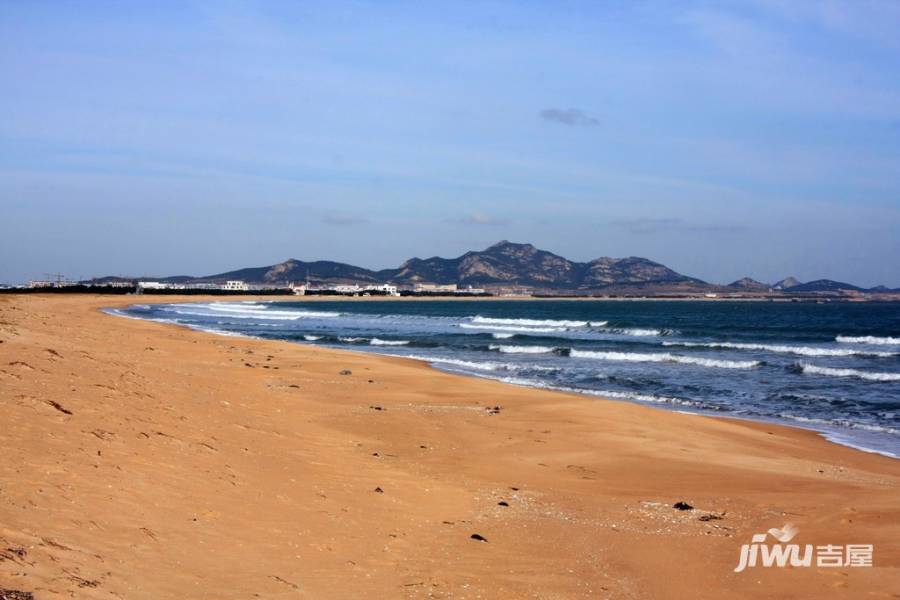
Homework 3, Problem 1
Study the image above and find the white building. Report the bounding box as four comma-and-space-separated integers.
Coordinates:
414, 283, 458, 293
137, 281, 171, 290
222, 280, 250, 291
363, 284, 399, 296
330, 284, 362, 294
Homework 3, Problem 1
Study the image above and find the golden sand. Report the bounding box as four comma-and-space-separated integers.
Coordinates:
1, 295, 898, 598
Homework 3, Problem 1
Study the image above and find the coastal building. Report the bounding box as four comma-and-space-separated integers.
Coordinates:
222, 280, 250, 292
459, 285, 487, 294
414, 283, 458, 293
27, 280, 55, 288
364, 284, 399, 296
331, 284, 364, 294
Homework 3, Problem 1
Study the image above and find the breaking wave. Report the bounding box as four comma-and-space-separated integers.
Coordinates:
604, 327, 675, 337
836, 335, 900, 345
471, 316, 589, 327
488, 344, 556, 354
370, 338, 410, 346
459, 323, 563, 333
570, 349, 760, 369
798, 363, 900, 382
664, 341, 897, 358
167, 303, 341, 321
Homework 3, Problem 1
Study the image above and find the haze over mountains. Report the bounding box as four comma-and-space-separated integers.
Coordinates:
96, 241, 894, 294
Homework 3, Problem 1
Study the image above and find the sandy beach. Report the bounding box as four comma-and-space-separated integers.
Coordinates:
1, 294, 898, 599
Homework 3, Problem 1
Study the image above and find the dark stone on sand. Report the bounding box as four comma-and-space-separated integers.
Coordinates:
0, 590, 34, 600
369, 405, 385, 411
698, 513, 722, 522
374, 487, 384, 493
46, 400, 72, 415
470, 533, 488, 542
497, 501, 509, 507
339, 369, 352, 375
673, 501, 694, 511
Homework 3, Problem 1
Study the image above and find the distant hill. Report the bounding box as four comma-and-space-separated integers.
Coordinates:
91, 241, 707, 291
378, 241, 702, 290
87, 241, 885, 294
773, 276, 801, 290
196, 259, 382, 286
727, 277, 771, 292
787, 279, 865, 293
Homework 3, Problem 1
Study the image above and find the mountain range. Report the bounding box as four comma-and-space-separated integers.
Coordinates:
93, 241, 896, 294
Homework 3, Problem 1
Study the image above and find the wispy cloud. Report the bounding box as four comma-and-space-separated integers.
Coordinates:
612, 217, 681, 235
612, 217, 746, 235
539, 108, 599, 127
457, 211, 511, 226
322, 214, 369, 226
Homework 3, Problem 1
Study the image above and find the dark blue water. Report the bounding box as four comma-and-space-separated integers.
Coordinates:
111, 300, 900, 457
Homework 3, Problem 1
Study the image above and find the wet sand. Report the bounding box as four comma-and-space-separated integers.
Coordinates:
1, 294, 898, 599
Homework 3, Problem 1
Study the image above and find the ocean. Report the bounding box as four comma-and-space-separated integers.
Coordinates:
111, 299, 900, 457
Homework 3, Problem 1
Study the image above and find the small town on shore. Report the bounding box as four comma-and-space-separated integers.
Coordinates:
6, 275, 900, 302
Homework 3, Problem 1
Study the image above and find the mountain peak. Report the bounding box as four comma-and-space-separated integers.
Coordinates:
728, 277, 770, 291
773, 276, 802, 290
486, 240, 533, 250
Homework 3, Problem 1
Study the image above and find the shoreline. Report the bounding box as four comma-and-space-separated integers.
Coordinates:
113, 296, 900, 460
2, 294, 899, 598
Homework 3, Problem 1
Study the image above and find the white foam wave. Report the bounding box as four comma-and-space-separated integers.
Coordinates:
303, 335, 323, 341
204, 303, 341, 319
799, 363, 900, 382
492, 332, 515, 339
370, 338, 410, 346
778, 413, 900, 436
403, 355, 504, 372
570, 350, 760, 369
471, 316, 588, 327
589, 321, 609, 327
836, 335, 900, 345
459, 323, 563, 333
579, 388, 709, 408
489, 344, 556, 354
338, 336, 366, 343
664, 341, 897, 358
605, 327, 672, 337
164, 303, 340, 321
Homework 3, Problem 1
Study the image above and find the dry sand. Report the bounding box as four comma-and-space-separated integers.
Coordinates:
0, 294, 898, 599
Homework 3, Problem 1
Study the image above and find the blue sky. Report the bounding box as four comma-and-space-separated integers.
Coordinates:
2, 0, 899, 286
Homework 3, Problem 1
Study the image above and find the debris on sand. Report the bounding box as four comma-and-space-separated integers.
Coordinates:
673, 501, 694, 511
0, 590, 34, 600
339, 369, 352, 375
699, 513, 723, 522
369, 405, 385, 411
45, 400, 73, 415
486, 406, 501, 415
470, 533, 488, 542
